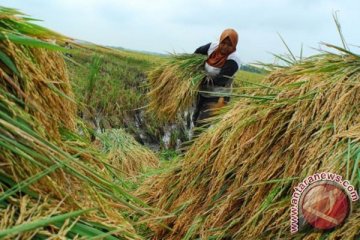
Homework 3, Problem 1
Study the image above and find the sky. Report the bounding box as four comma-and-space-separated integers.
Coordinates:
2, 0, 360, 63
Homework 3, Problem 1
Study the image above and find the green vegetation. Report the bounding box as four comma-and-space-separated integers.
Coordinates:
2, 5, 358, 240
0, 7, 153, 239
97, 128, 159, 177
235, 70, 265, 84
69, 50, 255, 150
140, 44, 360, 239
67, 46, 167, 145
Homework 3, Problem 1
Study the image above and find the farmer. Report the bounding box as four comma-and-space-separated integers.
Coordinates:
193, 28, 241, 127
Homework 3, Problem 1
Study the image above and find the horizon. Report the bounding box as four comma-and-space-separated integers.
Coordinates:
3, 0, 360, 64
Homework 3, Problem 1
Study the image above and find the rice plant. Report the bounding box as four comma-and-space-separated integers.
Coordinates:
139, 44, 360, 239
97, 128, 159, 177
0, 7, 151, 239
67, 48, 166, 145
146, 53, 206, 122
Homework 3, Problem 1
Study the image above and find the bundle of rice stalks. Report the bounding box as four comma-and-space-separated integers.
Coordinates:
0, 7, 148, 239
147, 54, 206, 122
0, 82, 144, 239
0, 7, 76, 140
97, 129, 159, 177
0, 193, 88, 239
139, 45, 360, 239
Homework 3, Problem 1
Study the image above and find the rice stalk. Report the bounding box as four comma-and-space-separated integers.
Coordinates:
97, 128, 159, 177
146, 54, 206, 122
139, 45, 360, 239
0, 7, 150, 239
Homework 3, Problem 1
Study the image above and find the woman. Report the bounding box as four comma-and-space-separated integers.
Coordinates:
193, 28, 241, 127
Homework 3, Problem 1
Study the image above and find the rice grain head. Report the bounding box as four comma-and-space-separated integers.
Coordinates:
139, 47, 360, 239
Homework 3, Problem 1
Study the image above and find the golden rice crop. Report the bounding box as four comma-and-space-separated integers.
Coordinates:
1, 39, 76, 141
147, 54, 206, 122
98, 128, 159, 177
139, 45, 360, 239
0, 7, 148, 239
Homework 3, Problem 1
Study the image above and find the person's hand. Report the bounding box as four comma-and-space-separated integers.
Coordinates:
207, 97, 226, 116
217, 97, 225, 106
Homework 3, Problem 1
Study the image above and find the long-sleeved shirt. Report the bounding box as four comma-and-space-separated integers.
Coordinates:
195, 42, 240, 87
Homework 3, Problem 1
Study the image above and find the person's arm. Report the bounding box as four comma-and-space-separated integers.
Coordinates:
212, 60, 238, 87
194, 43, 211, 55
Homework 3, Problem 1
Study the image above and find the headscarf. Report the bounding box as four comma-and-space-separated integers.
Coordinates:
206, 28, 238, 68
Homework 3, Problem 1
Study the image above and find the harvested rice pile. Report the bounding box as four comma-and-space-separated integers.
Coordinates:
139, 46, 360, 239
0, 7, 147, 239
97, 129, 159, 177
0, 9, 76, 141
147, 54, 206, 122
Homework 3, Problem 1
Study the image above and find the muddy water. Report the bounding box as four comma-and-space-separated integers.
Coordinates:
83, 106, 196, 153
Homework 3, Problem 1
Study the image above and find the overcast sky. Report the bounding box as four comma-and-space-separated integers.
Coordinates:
3, 0, 360, 63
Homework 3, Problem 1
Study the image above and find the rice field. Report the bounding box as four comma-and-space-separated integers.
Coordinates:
0, 6, 358, 240
140, 47, 360, 239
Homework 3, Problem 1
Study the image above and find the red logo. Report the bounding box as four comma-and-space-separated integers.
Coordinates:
300, 182, 350, 230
